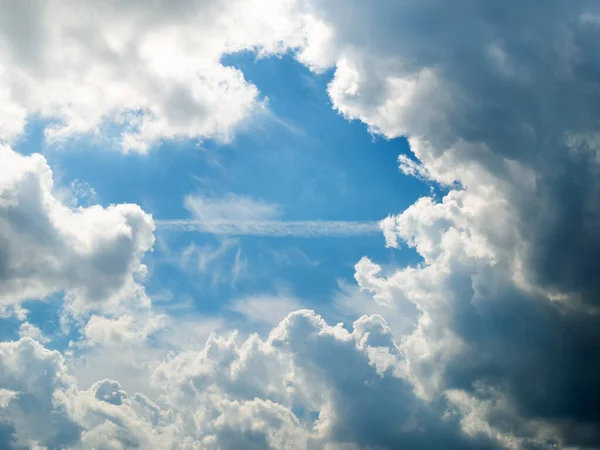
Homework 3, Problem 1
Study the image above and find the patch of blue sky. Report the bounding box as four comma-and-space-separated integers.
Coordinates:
0, 293, 79, 351
11, 52, 435, 330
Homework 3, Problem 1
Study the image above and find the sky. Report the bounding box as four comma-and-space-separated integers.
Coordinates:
2, 1, 600, 449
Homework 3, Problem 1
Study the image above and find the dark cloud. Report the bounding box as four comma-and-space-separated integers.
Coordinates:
272, 312, 502, 450
327, 0, 600, 446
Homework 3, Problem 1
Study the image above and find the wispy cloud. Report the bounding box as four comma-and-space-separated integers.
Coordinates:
184, 193, 280, 223
229, 293, 304, 326
156, 193, 381, 237
155, 219, 380, 237
180, 238, 248, 287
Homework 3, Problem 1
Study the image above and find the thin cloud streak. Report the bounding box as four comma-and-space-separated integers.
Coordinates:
155, 219, 381, 237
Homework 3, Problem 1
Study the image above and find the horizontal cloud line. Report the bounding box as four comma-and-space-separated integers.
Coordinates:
155, 219, 381, 237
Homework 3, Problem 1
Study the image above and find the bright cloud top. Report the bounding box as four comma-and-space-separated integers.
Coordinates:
0, 0, 311, 152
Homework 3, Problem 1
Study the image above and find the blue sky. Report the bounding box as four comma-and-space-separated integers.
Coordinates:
7, 53, 429, 346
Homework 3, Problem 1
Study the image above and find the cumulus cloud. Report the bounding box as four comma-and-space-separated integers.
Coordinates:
184, 194, 281, 224
69, 312, 222, 401
18, 322, 49, 344
289, 0, 600, 446
0, 0, 309, 151
83, 314, 165, 348
0, 312, 502, 449
0, 338, 80, 448
0, 145, 154, 310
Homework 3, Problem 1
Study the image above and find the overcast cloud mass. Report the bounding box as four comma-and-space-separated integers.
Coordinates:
2, 0, 600, 449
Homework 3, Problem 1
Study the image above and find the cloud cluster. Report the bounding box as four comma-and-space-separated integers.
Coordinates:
0, 144, 154, 310
0, 311, 502, 449
291, 0, 600, 446
0, 0, 309, 152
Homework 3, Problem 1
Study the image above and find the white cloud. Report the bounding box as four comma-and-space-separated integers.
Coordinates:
0, 145, 154, 311
0, 0, 309, 152
151, 310, 491, 448
0, 311, 502, 449
0, 389, 18, 408
293, 0, 600, 445
0, 305, 28, 321
83, 314, 166, 348
18, 322, 49, 344
158, 218, 381, 237
0, 338, 80, 448
229, 293, 304, 326
332, 280, 419, 339
185, 194, 281, 224
156, 193, 381, 238
70, 307, 222, 399
184, 238, 238, 273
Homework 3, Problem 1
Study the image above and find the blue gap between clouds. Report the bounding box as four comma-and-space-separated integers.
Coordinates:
8, 52, 434, 329
0, 294, 82, 352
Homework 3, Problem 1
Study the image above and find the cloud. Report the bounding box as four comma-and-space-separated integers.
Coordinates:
0, 145, 154, 311
0, 338, 81, 448
229, 293, 304, 326
288, 0, 600, 446
0, 0, 308, 152
177, 237, 250, 287
83, 314, 166, 348
18, 322, 50, 344
157, 218, 381, 237
184, 194, 281, 224
156, 193, 382, 237
0, 312, 503, 449
70, 313, 223, 399
332, 280, 419, 338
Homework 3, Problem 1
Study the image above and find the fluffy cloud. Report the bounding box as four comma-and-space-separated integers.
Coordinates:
0, 144, 154, 309
0, 338, 80, 448
0, 337, 173, 449
0, 312, 502, 449
297, 0, 600, 310
0, 0, 309, 152
83, 314, 165, 348
290, 0, 600, 446
18, 323, 49, 344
